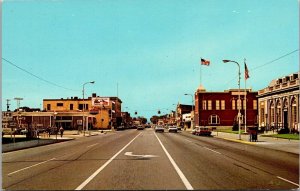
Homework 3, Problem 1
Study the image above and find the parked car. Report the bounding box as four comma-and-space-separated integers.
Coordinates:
168, 126, 178, 133
177, 126, 182, 131
155, 125, 164, 133
195, 127, 212, 136
191, 127, 198, 135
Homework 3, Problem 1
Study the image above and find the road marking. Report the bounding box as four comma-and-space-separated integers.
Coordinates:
8, 158, 56, 176
87, 143, 98, 148
185, 139, 193, 143
124, 152, 158, 158
154, 133, 193, 190
277, 176, 300, 187
203, 147, 221, 154
75, 133, 142, 190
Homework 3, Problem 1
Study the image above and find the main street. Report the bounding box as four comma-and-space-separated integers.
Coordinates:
2, 128, 299, 190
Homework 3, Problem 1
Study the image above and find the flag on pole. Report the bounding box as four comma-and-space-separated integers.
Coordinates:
244, 62, 250, 80
200, 58, 210, 66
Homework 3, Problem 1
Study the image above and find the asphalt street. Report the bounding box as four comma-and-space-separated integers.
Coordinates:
2, 128, 299, 190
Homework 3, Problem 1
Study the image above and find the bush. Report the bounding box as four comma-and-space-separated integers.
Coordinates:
278, 128, 290, 134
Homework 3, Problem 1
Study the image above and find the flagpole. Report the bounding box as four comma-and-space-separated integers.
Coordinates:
244, 58, 247, 132
200, 61, 202, 85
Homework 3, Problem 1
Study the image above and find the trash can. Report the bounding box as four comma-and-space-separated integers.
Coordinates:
247, 126, 258, 142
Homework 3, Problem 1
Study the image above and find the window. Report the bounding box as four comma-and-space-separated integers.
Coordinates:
232, 100, 236, 110
57, 103, 63, 107
47, 104, 51, 110
202, 100, 207, 110
209, 114, 220, 125
260, 108, 265, 124
270, 102, 275, 124
70, 104, 73, 110
216, 100, 220, 110
208, 100, 212, 110
292, 99, 297, 125
237, 99, 241, 110
78, 104, 83, 110
243, 100, 246, 109
221, 100, 225, 110
253, 100, 257, 110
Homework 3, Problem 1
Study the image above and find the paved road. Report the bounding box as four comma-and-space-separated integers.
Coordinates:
2, 129, 299, 190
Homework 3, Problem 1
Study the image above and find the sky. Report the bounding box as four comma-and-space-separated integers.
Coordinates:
2, 0, 299, 120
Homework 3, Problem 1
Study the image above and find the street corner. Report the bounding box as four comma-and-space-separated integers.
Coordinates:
221, 137, 256, 145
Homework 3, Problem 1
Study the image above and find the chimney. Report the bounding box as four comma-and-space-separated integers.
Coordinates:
92, 93, 97, 97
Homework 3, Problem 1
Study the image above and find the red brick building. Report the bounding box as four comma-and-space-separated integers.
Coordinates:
194, 85, 258, 130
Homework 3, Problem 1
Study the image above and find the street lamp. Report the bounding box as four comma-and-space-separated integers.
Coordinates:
223, 59, 241, 140
82, 81, 95, 136
184, 93, 194, 129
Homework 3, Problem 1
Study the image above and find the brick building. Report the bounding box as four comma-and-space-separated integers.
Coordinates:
194, 85, 258, 130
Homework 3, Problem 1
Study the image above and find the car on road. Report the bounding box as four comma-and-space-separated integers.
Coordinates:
194, 126, 212, 136
168, 126, 178, 133
137, 125, 144, 130
155, 125, 164, 133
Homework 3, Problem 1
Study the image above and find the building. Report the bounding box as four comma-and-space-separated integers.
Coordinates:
176, 104, 193, 129
257, 72, 299, 133
194, 85, 258, 130
42, 94, 122, 130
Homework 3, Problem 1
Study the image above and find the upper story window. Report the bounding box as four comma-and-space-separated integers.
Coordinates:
221, 100, 225, 110
57, 103, 63, 107
253, 100, 257, 110
216, 100, 220, 110
232, 100, 236, 110
47, 104, 51, 110
202, 100, 207, 110
237, 99, 242, 110
208, 100, 212, 110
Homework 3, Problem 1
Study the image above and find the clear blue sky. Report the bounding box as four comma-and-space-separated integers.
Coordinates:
2, 0, 299, 119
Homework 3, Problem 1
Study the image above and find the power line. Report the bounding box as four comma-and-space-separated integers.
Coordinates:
2, 57, 80, 92
222, 49, 299, 87
251, 49, 299, 71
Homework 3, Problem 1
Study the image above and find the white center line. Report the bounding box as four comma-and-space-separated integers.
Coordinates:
75, 132, 142, 190
277, 176, 300, 187
87, 143, 98, 148
8, 158, 56, 176
203, 147, 221, 155
154, 133, 193, 190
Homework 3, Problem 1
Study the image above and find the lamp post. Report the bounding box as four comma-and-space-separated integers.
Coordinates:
82, 81, 95, 136
223, 59, 241, 140
184, 93, 194, 129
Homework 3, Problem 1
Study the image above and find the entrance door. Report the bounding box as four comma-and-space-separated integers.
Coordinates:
283, 110, 288, 129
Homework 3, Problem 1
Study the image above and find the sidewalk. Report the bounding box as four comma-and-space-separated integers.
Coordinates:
2, 130, 112, 153
211, 131, 299, 155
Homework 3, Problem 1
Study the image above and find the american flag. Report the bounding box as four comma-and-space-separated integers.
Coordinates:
200, 58, 210, 66
245, 63, 250, 80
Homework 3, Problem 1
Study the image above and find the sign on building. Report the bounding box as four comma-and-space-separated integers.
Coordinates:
92, 97, 110, 107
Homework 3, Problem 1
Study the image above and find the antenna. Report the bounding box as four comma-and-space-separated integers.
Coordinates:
14, 97, 23, 110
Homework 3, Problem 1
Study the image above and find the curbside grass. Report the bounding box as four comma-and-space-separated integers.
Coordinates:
261, 134, 299, 140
